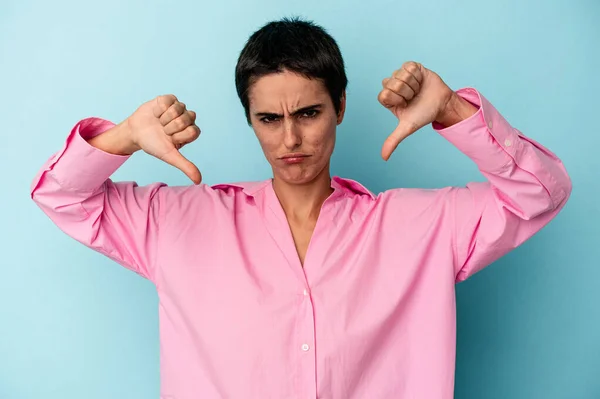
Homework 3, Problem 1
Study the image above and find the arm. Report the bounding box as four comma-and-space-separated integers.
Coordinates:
31, 95, 202, 282
435, 88, 571, 282
379, 62, 572, 282
31, 118, 164, 281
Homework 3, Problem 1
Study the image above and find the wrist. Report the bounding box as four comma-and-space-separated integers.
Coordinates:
87, 120, 140, 156
435, 92, 478, 128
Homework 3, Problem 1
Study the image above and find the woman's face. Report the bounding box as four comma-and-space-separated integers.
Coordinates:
248, 70, 345, 185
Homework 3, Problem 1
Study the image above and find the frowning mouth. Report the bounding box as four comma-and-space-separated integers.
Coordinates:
279, 153, 311, 164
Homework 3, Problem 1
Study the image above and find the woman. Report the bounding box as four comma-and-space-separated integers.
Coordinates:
31, 17, 571, 399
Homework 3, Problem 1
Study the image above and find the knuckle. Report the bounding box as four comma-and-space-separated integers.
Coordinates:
404, 61, 417, 70
159, 94, 176, 106
175, 117, 186, 130
158, 104, 169, 115
155, 98, 168, 114
166, 108, 177, 121
172, 104, 184, 117
383, 90, 393, 101
378, 90, 391, 105
391, 78, 403, 90
394, 71, 408, 83
181, 126, 199, 143
192, 126, 201, 139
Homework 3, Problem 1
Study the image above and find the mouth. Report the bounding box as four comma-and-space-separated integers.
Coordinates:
279, 153, 311, 164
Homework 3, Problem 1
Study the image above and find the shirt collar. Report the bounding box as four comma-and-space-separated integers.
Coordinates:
211, 176, 375, 200
330, 176, 375, 199
210, 179, 272, 197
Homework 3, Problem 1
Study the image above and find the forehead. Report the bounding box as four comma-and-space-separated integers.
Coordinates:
248, 70, 330, 111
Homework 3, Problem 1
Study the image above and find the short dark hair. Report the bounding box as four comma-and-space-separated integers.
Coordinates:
235, 17, 348, 123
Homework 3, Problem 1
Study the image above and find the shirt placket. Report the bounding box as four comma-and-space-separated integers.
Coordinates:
296, 284, 318, 399
261, 186, 328, 398
295, 196, 340, 399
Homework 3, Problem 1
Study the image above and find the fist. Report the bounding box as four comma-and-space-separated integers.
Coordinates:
127, 95, 202, 184
377, 61, 454, 161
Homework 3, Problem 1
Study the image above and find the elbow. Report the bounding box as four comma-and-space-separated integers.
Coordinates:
30, 178, 46, 209
563, 169, 573, 199
30, 166, 51, 207
552, 165, 573, 212
498, 172, 571, 221
30, 181, 45, 204
29, 172, 88, 222
525, 161, 573, 218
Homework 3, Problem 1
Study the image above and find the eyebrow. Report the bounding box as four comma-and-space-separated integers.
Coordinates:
254, 103, 323, 119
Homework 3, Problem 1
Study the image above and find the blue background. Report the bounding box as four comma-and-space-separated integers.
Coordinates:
1, 0, 598, 397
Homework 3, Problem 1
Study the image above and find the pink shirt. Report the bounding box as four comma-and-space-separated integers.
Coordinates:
31, 88, 571, 398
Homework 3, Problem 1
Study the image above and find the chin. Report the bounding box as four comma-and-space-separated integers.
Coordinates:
274, 165, 324, 185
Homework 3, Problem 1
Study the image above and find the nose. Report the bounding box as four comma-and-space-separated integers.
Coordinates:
283, 119, 302, 150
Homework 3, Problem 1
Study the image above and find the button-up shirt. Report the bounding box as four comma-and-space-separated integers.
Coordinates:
31, 88, 572, 398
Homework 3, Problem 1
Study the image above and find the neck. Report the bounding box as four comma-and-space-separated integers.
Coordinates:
272, 167, 334, 223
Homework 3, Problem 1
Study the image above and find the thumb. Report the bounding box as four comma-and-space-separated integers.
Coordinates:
381, 120, 418, 161
161, 148, 202, 184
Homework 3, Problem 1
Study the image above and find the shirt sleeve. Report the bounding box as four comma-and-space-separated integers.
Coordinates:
433, 88, 572, 282
30, 117, 166, 282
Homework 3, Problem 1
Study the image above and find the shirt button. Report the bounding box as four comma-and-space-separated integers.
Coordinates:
303, 289, 309, 296
301, 344, 310, 352
488, 120, 493, 129
504, 139, 512, 147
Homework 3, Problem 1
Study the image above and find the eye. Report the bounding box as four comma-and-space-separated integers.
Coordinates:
260, 115, 279, 124
301, 110, 319, 118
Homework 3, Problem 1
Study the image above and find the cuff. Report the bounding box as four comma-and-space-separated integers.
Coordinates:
433, 87, 525, 173
46, 117, 130, 191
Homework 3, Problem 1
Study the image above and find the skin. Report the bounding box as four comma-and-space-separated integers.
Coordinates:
88, 61, 477, 264
245, 71, 345, 262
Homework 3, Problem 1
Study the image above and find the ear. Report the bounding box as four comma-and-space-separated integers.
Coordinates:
336, 91, 347, 125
